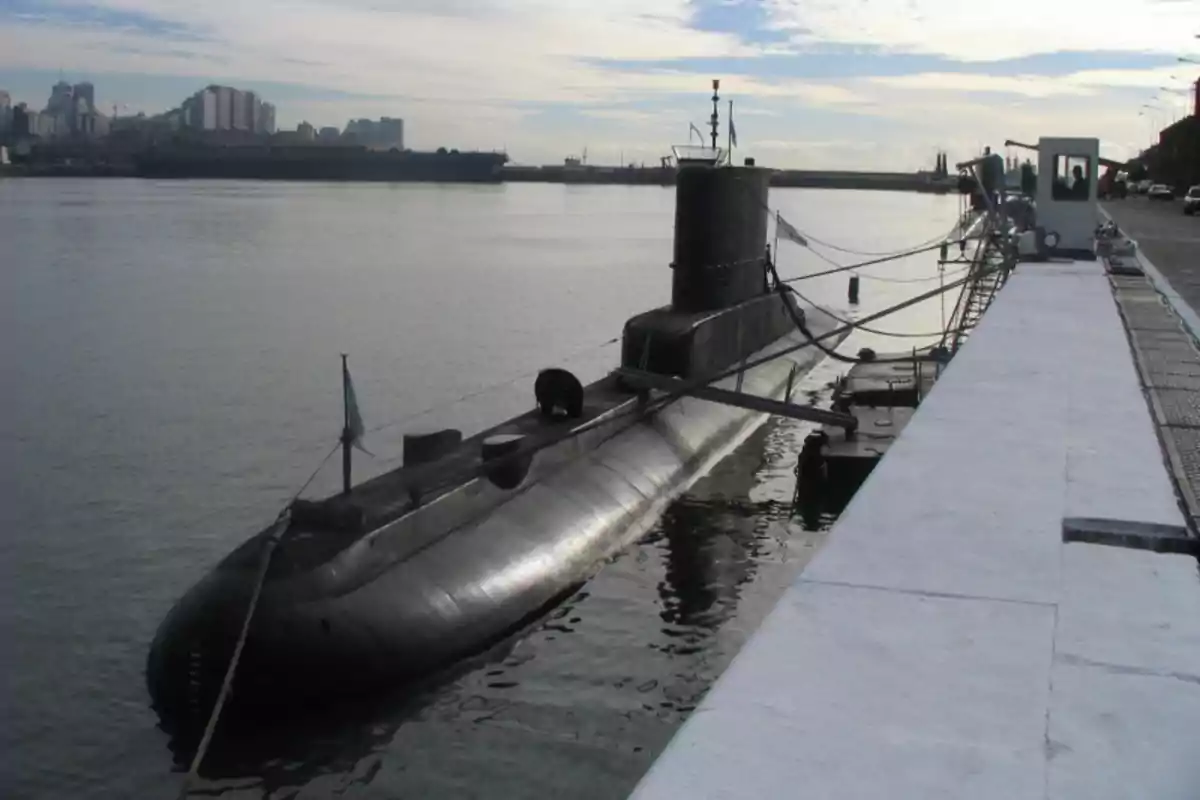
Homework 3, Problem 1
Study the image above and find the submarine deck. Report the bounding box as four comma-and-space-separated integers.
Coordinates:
255, 374, 641, 575
254, 305, 840, 577
630, 247, 1200, 799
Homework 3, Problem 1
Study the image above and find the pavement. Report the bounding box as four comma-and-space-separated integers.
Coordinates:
1103, 199, 1200, 308
628, 240, 1200, 799
1104, 199, 1200, 530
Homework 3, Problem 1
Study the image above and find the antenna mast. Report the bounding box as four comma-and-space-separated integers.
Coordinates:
710, 79, 720, 151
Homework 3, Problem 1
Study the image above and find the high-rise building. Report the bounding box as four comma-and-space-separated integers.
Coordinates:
231, 89, 248, 131
297, 121, 315, 141
12, 103, 31, 138
45, 81, 73, 116
244, 91, 261, 133
259, 102, 276, 134
343, 117, 404, 149
182, 86, 219, 130
215, 86, 233, 130
73, 82, 95, 113
378, 117, 404, 150
180, 85, 273, 133
0, 90, 11, 136
202, 89, 216, 130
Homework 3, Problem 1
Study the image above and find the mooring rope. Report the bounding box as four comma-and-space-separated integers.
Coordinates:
176, 441, 340, 799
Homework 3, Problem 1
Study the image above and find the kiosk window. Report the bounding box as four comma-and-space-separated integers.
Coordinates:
1053, 155, 1092, 201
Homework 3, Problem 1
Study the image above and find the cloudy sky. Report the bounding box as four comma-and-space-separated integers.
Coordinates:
1, 0, 1197, 168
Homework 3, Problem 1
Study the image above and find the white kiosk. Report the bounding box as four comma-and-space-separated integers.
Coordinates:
1034, 136, 1099, 259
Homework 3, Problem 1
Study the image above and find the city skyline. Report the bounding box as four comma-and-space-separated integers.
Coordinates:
0, 81, 412, 149
1, 0, 1197, 168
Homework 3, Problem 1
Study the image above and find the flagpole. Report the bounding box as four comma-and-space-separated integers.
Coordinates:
341, 353, 352, 495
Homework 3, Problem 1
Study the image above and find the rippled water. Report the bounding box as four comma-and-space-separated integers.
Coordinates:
0, 179, 956, 799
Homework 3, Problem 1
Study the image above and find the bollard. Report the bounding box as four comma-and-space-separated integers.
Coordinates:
848, 274, 860, 305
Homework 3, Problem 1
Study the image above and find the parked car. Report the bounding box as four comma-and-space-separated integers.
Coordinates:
1135, 179, 1154, 194
1148, 184, 1174, 201
1184, 186, 1200, 216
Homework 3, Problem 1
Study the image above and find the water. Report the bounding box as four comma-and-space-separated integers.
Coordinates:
0, 179, 957, 799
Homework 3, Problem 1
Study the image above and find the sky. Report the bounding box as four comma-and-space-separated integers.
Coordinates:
1, 0, 1197, 169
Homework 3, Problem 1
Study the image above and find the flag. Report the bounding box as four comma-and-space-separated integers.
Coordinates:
776, 212, 808, 247
688, 122, 703, 143
343, 359, 372, 455
730, 117, 738, 148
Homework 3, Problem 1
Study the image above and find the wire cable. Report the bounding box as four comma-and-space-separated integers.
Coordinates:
778, 240, 959, 283
364, 337, 621, 437
791, 222, 961, 258
177, 440, 340, 798
768, 259, 969, 365
858, 266, 970, 285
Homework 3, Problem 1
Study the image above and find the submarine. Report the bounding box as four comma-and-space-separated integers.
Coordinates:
147, 85, 850, 728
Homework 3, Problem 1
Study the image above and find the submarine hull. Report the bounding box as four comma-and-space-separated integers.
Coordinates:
147, 318, 843, 725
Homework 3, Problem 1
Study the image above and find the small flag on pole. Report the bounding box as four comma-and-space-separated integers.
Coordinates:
343, 359, 372, 455
688, 122, 703, 143
776, 212, 808, 247
730, 117, 738, 148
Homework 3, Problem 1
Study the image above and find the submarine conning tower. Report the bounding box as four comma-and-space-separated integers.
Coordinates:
621, 156, 803, 379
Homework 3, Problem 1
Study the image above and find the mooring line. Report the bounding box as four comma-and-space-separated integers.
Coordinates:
176, 441, 339, 799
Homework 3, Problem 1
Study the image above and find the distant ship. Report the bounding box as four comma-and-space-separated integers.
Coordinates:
134, 144, 508, 183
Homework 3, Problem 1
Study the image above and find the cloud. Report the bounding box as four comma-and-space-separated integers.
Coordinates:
868, 72, 1092, 98
0, 0, 1192, 168
766, 0, 1199, 61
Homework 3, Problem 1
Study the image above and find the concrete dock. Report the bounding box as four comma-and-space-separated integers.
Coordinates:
629, 204, 1200, 799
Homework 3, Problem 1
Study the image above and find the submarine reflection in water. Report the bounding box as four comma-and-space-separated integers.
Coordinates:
146, 86, 850, 738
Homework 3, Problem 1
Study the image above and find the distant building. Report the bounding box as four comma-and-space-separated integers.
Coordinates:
258, 102, 276, 135
180, 85, 274, 135
379, 117, 404, 150
297, 121, 315, 141
45, 81, 73, 117
318, 126, 340, 143
202, 89, 217, 130
344, 116, 404, 150
214, 86, 233, 130
245, 91, 262, 133
181, 87, 218, 130
12, 103, 31, 138
231, 89, 249, 131
73, 82, 95, 113
0, 90, 11, 137
32, 111, 59, 138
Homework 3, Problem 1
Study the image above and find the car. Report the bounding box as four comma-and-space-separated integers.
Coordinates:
1135, 179, 1154, 194
1148, 184, 1174, 201
1184, 186, 1200, 216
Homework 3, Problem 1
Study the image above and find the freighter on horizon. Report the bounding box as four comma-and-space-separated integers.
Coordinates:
134, 144, 509, 183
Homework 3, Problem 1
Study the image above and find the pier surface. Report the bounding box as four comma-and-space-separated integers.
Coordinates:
1104, 199, 1200, 526
630, 230, 1200, 798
